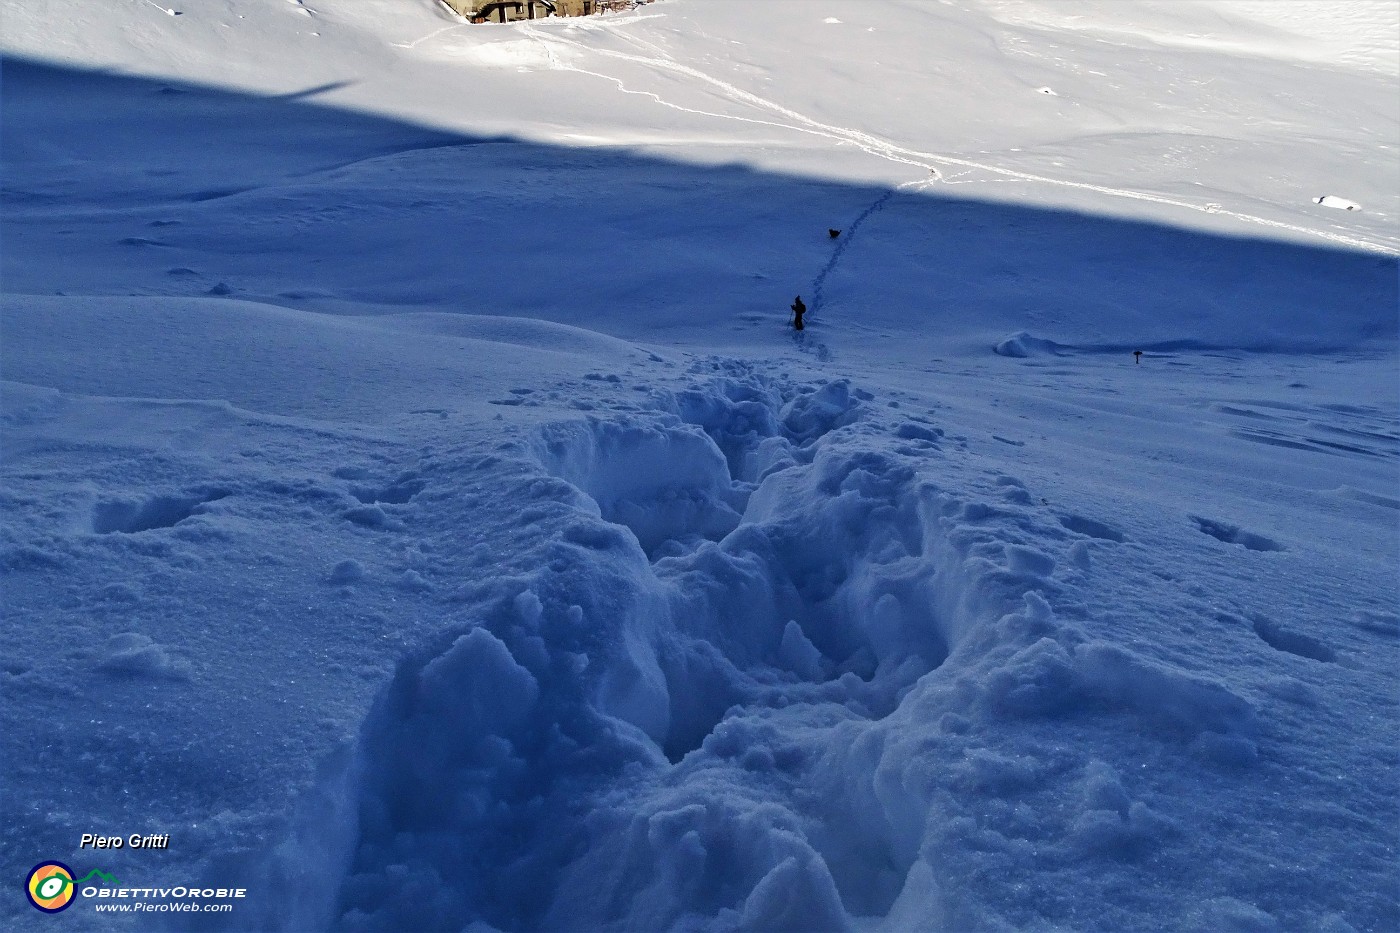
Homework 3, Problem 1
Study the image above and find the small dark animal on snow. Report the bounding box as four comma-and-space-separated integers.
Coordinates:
828, 229, 841, 239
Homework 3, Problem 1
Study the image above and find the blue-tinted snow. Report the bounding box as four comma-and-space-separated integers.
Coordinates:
1, 2, 1397, 931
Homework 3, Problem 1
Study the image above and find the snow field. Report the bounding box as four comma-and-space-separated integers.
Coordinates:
1, 0, 1397, 930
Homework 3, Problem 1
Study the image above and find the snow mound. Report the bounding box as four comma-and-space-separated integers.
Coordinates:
95, 633, 192, 681
532, 418, 744, 556
993, 331, 1065, 358
1314, 195, 1361, 212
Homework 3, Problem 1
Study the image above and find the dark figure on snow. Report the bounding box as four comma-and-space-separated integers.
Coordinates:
1133, 349, 1143, 364
791, 295, 807, 331
829, 228, 841, 239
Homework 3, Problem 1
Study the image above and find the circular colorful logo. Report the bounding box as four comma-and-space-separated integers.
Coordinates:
26, 862, 76, 913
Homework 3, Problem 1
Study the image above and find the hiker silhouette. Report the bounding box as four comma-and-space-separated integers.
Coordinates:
791, 295, 806, 331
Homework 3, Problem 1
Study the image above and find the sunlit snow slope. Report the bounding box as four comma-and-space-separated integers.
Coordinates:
2, 1, 1396, 931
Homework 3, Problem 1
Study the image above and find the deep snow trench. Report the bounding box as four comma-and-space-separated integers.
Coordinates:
224, 368, 1267, 932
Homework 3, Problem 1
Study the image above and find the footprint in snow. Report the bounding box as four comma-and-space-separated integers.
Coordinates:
1057, 514, 1125, 543
91, 490, 228, 534
1251, 617, 1335, 662
1190, 516, 1283, 552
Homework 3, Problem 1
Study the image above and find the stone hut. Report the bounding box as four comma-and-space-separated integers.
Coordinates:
442, 0, 597, 23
